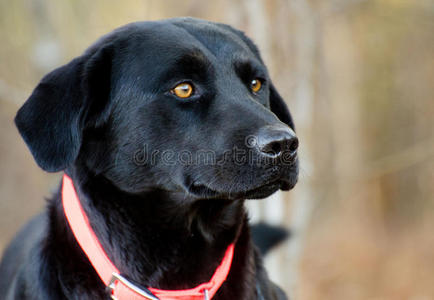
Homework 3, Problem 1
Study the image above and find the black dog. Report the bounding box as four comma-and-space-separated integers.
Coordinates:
0, 18, 298, 299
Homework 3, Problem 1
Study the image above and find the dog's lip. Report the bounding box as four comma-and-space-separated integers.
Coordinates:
186, 176, 295, 200
240, 180, 282, 199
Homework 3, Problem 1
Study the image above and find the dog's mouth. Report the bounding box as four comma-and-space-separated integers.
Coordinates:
185, 175, 297, 200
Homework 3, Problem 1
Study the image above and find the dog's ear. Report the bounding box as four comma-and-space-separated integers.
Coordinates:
15, 46, 112, 172
269, 83, 295, 130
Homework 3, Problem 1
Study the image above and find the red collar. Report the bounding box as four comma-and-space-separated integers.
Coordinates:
61, 174, 234, 300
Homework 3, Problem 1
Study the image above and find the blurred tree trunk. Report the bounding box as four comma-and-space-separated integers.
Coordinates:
29, 0, 61, 72
285, 0, 319, 293
237, 0, 322, 293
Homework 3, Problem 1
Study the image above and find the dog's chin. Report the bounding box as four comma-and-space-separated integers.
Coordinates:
186, 177, 297, 200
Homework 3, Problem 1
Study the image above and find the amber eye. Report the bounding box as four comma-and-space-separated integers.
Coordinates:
171, 82, 194, 99
251, 78, 262, 93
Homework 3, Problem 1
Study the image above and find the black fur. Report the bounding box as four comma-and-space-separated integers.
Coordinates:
0, 18, 298, 299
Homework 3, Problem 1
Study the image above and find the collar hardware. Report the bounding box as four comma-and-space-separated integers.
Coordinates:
107, 273, 160, 300
203, 289, 209, 300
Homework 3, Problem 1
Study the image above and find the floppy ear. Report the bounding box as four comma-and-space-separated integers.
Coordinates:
269, 83, 295, 131
15, 46, 112, 172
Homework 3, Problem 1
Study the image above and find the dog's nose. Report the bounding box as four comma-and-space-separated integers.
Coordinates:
255, 125, 298, 159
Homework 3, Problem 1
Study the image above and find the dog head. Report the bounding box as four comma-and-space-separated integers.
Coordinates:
15, 18, 298, 200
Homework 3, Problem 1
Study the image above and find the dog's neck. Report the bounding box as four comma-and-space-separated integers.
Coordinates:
55, 167, 248, 290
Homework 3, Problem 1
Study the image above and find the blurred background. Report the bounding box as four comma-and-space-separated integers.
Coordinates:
0, 0, 433, 299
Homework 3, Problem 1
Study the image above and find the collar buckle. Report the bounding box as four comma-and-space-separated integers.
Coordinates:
107, 272, 160, 300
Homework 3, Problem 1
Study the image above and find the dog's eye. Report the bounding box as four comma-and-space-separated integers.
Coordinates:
251, 78, 262, 93
171, 82, 194, 99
